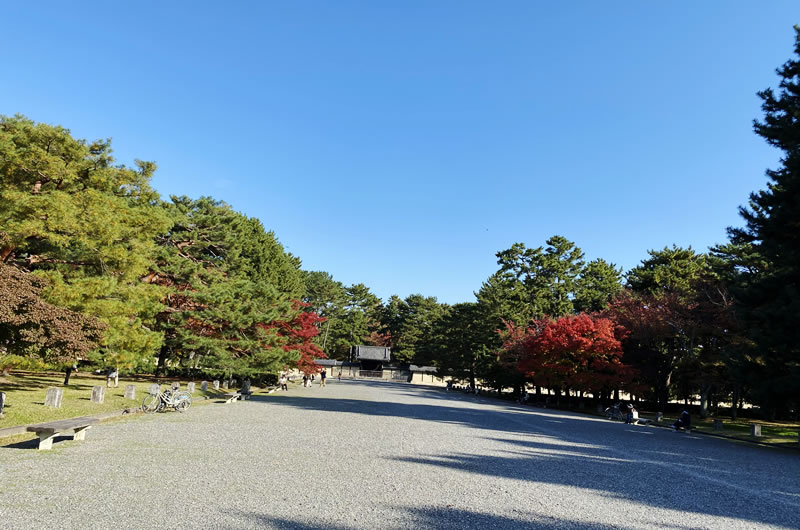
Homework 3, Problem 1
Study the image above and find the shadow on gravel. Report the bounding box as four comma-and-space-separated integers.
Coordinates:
1, 434, 70, 450
232, 506, 624, 529
253, 388, 800, 529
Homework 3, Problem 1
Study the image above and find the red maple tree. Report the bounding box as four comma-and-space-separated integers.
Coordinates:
258, 301, 327, 374
506, 314, 634, 395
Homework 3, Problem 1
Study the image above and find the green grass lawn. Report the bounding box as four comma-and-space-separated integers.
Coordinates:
643, 412, 800, 447
0, 371, 231, 429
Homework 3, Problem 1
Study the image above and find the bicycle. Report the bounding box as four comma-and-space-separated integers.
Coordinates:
604, 404, 625, 421
142, 385, 192, 413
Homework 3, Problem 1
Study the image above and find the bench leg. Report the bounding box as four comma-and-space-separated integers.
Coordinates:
73, 426, 91, 441
38, 432, 56, 450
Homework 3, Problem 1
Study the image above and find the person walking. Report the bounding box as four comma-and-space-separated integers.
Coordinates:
280, 374, 288, 391
320, 370, 327, 387
302, 374, 308, 387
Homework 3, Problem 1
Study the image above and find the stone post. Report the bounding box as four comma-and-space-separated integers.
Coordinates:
44, 387, 64, 408
124, 385, 136, 400
751, 424, 762, 437
149, 383, 160, 395
713, 419, 723, 431
201, 381, 208, 392
222, 381, 229, 389
213, 380, 220, 390
0, 391, 5, 417
91, 386, 105, 404
187, 382, 195, 393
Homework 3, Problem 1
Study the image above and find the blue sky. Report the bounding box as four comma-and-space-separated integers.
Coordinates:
2, 2, 798, 304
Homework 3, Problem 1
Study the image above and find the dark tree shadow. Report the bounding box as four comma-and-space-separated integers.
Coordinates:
252, 386, 800, 528
229, 506, 626, 529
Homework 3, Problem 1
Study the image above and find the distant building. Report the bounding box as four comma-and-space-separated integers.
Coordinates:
353, 345, 391, 375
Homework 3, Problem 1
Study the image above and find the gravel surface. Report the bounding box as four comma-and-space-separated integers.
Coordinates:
1, 380, 799, 529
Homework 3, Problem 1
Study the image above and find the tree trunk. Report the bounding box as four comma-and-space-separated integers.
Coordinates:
699, 383, 712, 418
731, 385, 740, 420
0, 246, 14, 262
155, 345, 169, 377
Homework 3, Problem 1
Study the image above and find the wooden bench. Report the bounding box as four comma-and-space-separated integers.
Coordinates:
27, 417, 99, 450
223, 392, 241, 404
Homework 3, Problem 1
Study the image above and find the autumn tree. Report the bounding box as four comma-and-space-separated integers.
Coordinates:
0, 262, 105, 370
502, 314, 632, 403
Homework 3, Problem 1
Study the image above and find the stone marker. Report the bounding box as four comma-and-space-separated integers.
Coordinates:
656, 412, 663, 422
0, 391, 5, 417
91, 385, 105, 404
201, 381, 208, 392
124, 385, 136, 399
213, 380, 220, 390
231, 379, 237, 387
751, 424, 762, 437
187, 382, 195, 393
713, 419, 723, 431
149, 383, 160, 395
44, 387, 64, 408
241, 380, 251, 393
222, 381, 229, 389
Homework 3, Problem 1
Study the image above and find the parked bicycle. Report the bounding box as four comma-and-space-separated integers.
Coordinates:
604, 403, 624, 421
142, 385, 192, 413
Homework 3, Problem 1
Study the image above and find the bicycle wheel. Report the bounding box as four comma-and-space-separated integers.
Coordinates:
142, 393, 160, 414
175, 398, 190, 413
175, 391, 192, 408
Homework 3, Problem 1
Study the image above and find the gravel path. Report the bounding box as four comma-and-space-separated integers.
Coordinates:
1, 379, 799, 529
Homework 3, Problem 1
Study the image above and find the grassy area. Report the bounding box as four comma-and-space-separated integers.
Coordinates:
644, 412, 800, 447
0, 371, 231, 430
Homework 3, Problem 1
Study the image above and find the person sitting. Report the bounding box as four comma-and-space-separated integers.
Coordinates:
672, 410, 691, 430
625, 404, 639, 424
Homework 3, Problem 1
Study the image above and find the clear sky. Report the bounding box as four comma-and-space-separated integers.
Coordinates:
2, 2, 798, 304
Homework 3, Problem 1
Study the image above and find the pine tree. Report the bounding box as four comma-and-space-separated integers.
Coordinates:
727, 26, 800, 414
0, 115, 171, 372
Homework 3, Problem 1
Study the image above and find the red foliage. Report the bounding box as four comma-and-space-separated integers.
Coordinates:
258, 301, 327, 374
505, 314, 634, 393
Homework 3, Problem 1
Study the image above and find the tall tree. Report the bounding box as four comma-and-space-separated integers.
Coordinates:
574, 258, 623, 313
725, 26, 800, 414
432, 303, 496, 389
610, 246, 709, 411
0, 115, 171, 372
379, 294, 446, 364
147, 196, 299, 378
